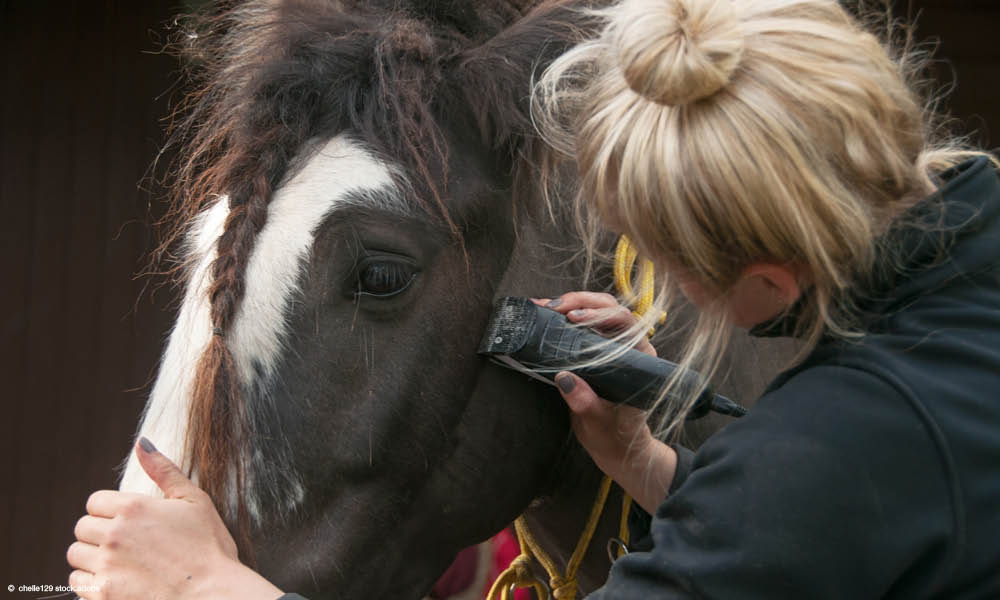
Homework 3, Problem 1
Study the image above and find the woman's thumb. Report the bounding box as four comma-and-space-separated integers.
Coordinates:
136, 437, 201, 501
555, 371, 599, 415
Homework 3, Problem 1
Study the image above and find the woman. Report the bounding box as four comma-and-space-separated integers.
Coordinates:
67, 0, 1000, 597
530, 0, 1000, 597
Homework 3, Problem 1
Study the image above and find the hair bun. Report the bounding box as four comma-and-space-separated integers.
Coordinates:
611, 0, 745, 106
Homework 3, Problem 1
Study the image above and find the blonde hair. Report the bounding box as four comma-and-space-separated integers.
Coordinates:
533, 0, 994, 438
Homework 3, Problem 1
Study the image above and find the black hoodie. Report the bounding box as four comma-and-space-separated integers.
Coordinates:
589, 157, 1000, 599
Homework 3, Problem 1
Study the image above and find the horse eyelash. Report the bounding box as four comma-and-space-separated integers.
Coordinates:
352, 257, 420, 299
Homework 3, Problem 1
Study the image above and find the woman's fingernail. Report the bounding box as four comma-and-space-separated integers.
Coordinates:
138, 437, 158, 454
568, 309, 586, 319
555, 373, 576, 394
546, 298, 562, 308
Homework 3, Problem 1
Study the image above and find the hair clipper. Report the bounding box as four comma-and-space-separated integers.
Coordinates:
478, 296, 746, 419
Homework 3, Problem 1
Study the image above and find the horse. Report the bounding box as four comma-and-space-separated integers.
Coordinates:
118, 1, 792, 597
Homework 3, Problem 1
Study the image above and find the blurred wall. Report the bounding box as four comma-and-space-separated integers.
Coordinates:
1, 0, 177, 593
906, 0, 999, 147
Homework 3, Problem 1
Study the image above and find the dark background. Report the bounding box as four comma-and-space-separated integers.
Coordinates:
2, 0, 998, 595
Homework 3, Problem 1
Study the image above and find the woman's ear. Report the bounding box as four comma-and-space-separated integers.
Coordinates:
726, 263, 804, 328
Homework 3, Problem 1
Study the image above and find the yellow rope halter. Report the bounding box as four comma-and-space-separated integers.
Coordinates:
487, 235, 658, 600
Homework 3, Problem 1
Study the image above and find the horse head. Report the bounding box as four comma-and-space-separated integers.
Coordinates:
120, 1, 610, 597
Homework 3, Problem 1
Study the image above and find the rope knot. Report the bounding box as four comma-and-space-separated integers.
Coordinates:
551, 576, 578, 599
487, 552, 549, 600
508, 555, 535, 582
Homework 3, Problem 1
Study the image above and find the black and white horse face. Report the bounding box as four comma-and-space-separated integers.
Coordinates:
120, 131, 576, 597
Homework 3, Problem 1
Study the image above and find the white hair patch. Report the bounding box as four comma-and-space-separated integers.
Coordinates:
120, 135, 400, 522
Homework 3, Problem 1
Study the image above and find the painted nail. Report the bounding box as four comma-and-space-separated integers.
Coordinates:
568, 309, 586, 319
556, 373, 576, 394
139, 437, 158, 454
546, 298, 562, 308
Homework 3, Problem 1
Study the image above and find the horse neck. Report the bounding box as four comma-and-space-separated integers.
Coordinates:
520, 444, 628, 596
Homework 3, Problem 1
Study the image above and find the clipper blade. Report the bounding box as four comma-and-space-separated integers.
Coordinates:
478, 296, 537, 355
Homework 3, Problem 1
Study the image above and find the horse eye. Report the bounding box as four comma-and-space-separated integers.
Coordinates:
355, 260, 418, 298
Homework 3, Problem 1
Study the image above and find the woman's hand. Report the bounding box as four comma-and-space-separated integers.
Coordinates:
533, 292, 677, 514
66, 438, 283, 600
533, 291, 657, 357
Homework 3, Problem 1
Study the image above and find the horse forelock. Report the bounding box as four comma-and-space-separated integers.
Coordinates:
162, 0, 556, 236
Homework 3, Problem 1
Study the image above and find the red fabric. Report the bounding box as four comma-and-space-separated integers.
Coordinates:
429, 545, 480, 599
485, 528, 533, 600
429, 528, 535, 600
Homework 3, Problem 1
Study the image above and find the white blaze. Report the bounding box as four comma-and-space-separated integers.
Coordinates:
119, 135, 398, 519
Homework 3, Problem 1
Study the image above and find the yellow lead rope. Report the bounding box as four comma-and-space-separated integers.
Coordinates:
614, 236, 655, 319
614, 236, 665, 334
613, 235, 661, 557
487, 235, 659, 599
486, 478, 612, 600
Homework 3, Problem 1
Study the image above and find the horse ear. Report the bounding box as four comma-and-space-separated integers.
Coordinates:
449, 1, 600, 148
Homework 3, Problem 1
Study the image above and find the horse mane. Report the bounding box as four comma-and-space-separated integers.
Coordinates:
153, 0, 594, 562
